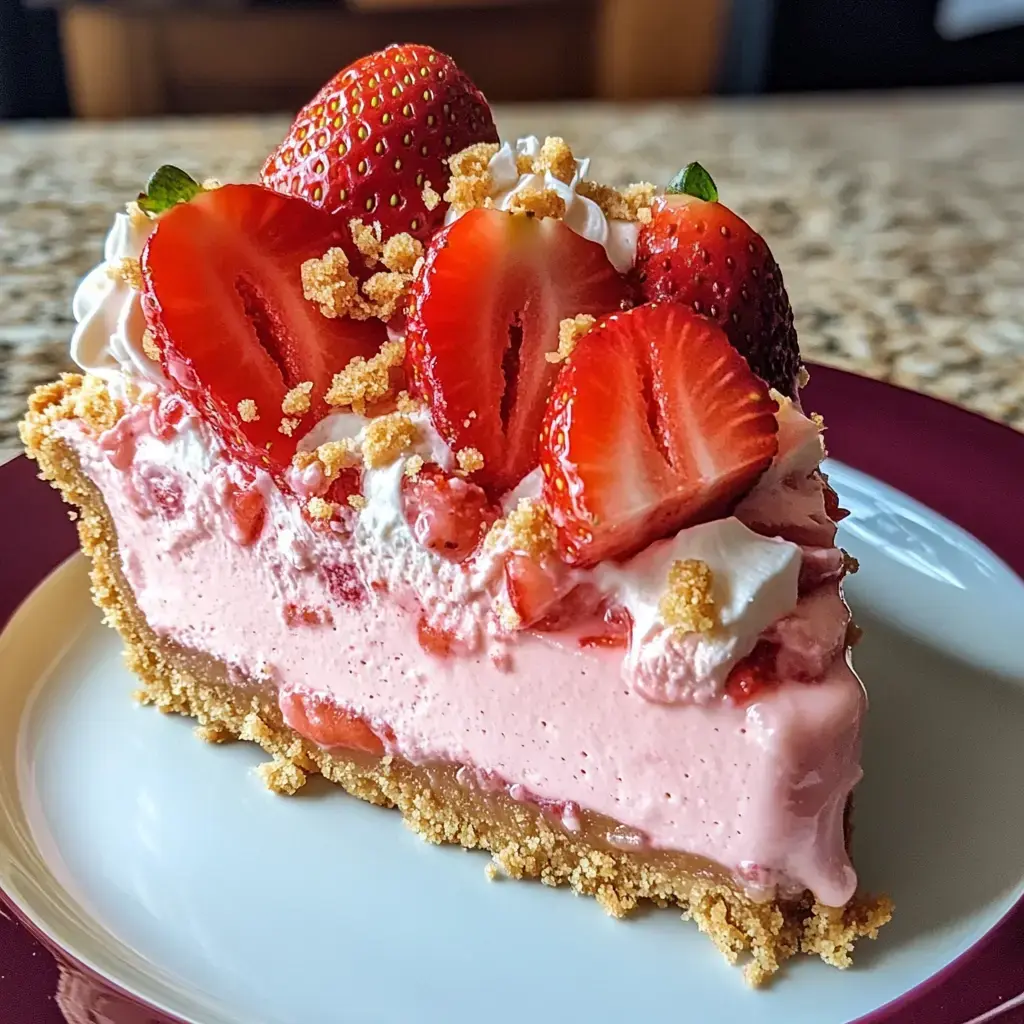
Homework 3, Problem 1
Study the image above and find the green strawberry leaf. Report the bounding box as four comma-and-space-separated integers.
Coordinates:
666, 162, 718, 203
137, 165, 204, 215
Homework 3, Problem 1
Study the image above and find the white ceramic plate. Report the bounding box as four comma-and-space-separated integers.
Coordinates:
2, 457, 1023, 1024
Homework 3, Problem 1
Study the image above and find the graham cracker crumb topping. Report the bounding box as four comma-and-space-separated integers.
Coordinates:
659, 559, 717, 634
496, 598, 522, 631
536, 136, 576, 184
448, 141, 500, 178
381, 232, 424, 274
404, 453, 425, 478
141, 328, 161, 361
281, 381, 314, 416
278, 417, 300, 437
325, 339, 405, 414
395, 390, 424, 414
361, 271, 409, 322
349, 217, 383, 267
347, 494, 368, 510
507, 186, 567, 220
547, 314, 596, 363
422, 184, 441, 211
107, 257, 143, 289
487, 498, 556, 557
237, 399, 259, 423
361, 412, 418, 469
306, 496, 334, 520
798, 366, 811, 389
301, 247, 363, 319
314, 438, 359, 480
456, 446, 485, 476
577, 180, 656, 223
445, 141, 498, 213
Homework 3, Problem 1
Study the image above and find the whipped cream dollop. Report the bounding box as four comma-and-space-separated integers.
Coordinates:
445, 136, 640, 273
595, 518, 802, 705
70, 211, 166, 392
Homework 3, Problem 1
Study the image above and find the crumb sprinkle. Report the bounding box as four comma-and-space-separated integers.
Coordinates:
314, 438, 359, 480
456, 446, 485, 476
404, 453, 425, 478
536, 136, 576, 184
361, 412, 418, 469
487, 498, 556, 557
325, 339, 405, 414
381, 232, 424, 275
347, 494, 368, 510
422, 183, 441, 211
237, 399, 259, 423
659, 559, 716, 634
107, 257, 143, 289
306, 496, 334, 520
141, 328, 161, 361
507, 186, 567, 220
278, 417, 300, 437
349, 218, 383, 267
281, 381, 314, 416
547, 314, 596, 363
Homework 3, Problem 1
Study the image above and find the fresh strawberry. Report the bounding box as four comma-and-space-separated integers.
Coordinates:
141, 184, 385, 472
279, 690, 385, 755
401, 463, 497, 561
724, 641, 779, 705
260, 43, 497, 243
540, 302, 778, 565
634, 163, 801, 396
407, 208, 630, 494
504, 553, 570, 627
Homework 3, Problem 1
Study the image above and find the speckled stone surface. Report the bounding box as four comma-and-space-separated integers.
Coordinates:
2, 91, 1022, 454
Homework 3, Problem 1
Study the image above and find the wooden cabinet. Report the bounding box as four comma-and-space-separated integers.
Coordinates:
60, 0, 724, 118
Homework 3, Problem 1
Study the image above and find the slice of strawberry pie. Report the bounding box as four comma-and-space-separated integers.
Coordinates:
21, 43, 891, 984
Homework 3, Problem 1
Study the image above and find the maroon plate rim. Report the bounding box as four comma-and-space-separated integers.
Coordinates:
1, 363, 1022, 1024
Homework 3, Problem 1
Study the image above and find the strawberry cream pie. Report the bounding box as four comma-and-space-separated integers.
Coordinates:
21, 44, 891, 983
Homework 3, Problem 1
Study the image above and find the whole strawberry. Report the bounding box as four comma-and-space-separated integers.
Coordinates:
634, 163, 801, 397
260, 43, 497, 243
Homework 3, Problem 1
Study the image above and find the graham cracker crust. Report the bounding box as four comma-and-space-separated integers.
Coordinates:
20, 374, 893, 985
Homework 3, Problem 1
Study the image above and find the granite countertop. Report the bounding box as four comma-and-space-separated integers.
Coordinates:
1, 90, 1022, 455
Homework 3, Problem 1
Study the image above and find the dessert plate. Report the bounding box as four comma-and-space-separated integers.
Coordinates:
1, 365, 1023, 1024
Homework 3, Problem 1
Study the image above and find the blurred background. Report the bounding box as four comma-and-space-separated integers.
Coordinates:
2, 0, 1023, 118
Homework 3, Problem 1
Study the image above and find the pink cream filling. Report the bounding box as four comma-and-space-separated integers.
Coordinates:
61, 400, 864, 907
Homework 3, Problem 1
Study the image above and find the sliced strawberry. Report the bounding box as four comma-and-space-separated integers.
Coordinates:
260, 43, 497, 243
634, 165, 801, 396
279, 690, 385, 755
408, 208, 630, 494
504, 553, 568, 627
540, 302, 778, 565
401, 463, 497, 562
141, 184, 385, 472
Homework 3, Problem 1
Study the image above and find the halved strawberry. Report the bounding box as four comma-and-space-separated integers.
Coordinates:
504, 553, 569, 627
634, 164, 801, 396
401, 463, 497, 562
279, 690, 385, 755
407, 208, 630, 494
260, 43, 497, 243
141, 184, 385, 472
540, 302, 778, 565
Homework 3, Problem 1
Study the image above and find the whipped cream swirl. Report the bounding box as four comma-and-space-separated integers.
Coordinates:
70, 211, 166, 390
445, 136, 640, 273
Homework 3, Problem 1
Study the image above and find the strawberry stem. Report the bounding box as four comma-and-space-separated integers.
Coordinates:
666, 162, 718, 203
138, 165, 205, 215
